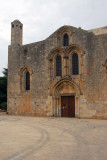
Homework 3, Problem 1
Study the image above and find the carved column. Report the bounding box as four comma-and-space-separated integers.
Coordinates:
56, 97, 59, 117
53, 97, 58, 117
53, 97, 56, 117
63, 56, 69, 76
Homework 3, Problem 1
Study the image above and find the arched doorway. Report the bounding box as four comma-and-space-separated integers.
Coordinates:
52, 78, 80, 117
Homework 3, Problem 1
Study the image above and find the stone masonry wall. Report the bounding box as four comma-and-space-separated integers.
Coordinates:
88, 26, 107, 35
7, 24, 107, 119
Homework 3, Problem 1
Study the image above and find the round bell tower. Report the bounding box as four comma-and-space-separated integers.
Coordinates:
11, 20, 23, 45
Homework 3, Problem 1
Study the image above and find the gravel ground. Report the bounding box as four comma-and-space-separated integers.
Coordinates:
0, 115, 107, 160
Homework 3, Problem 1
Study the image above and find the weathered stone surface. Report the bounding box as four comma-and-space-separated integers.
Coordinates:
7, 20, 107, 119
88, 26, 107, 35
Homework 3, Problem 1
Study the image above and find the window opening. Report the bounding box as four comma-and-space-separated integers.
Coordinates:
72, 53, 79, 75
56, 55, 62, 76
26, 72, 30, 90
24, 49, 27, 56
64, 34, 69, 46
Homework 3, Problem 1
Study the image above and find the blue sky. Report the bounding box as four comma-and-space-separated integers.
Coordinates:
0, 0, 107, 76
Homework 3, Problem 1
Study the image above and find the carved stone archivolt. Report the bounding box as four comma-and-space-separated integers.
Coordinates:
18, 66, 33, 92
48, 44, 85, 79
57, 26, 75, 46
52, 78, 81, 98
51, 77, 81, 117
19, 66, 33, 75
48, 44, 84, 117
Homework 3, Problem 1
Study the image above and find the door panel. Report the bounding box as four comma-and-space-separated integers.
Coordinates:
61, 97, 68, 117
68, 96, 75, 117
61, 96, 75, 117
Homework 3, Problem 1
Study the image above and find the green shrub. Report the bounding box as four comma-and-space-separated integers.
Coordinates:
0, 102, 7, 110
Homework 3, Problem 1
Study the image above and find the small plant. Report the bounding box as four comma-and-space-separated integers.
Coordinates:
0, 102, 7, 110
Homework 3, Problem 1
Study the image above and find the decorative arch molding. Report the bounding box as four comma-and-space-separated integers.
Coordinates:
57, 26, 74, 46
19, 66, 33, 75
57, 26, 73, 36
65, 44, 83, 55
64, 44, 85, 76
48, 47, 65, 60
48, 44, 85, 79
48, 44, 84, 60
18, 66, 33, 92
51, 78, 81, 117
48, 47, 65, 78
52, 78, 81, 98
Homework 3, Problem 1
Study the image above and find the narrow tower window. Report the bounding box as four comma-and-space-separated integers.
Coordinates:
24, 49, 27, 56
64, 34, 69, 46
56, 55, 62, 76
26, 72, 30, 90
72, 53, 79, 75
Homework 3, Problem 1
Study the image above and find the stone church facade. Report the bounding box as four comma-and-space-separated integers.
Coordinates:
7, 20, 107, 119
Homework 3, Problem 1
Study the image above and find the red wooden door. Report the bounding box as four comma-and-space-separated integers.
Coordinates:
61, 96, 75, 117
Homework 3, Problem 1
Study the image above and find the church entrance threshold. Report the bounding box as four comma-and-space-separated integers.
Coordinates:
61, 96, 75, 117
